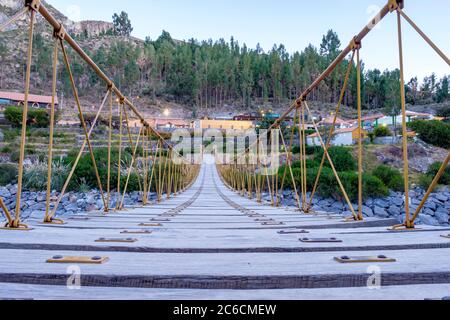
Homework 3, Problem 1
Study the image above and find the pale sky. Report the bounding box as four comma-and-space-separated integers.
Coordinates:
47, 0, 450, 82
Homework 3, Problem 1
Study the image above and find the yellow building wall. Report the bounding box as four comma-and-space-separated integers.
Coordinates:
200, 120, 254, 130
352, 128, 368, 140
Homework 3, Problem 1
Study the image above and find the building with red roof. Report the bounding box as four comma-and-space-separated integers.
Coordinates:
0, 91, 59, 109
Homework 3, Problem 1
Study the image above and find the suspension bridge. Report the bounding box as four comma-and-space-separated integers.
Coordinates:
0, 0, 449, 299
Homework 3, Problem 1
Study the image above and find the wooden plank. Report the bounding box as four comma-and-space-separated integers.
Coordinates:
0, 272, 449, 290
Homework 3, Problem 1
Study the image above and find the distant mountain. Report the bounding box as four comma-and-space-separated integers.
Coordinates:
0, 0, 114, 37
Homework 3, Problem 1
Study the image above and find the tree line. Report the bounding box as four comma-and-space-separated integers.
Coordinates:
26, 12, 450, 113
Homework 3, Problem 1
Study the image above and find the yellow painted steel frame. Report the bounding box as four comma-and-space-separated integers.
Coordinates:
218, 0, 449, 230
307, 51, 356, 212
0, 0, 197, 230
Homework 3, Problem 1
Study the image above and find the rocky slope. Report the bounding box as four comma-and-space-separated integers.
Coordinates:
0, 0, 113, 36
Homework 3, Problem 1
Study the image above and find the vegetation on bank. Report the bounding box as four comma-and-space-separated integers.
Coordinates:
278, 147, 388, 201
5, 14, 447, 112
4, 106, 50, 128
408, 120, 450, 149
278, 145, 449, 201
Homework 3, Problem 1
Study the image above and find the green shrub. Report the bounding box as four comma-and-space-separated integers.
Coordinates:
2, 129, 20, 142
0, 146, 12, 153
374, 126, 392, 137
320, 171, 387, 201
408, 120, 450, 149
279, 165, 387, 201
291, 145, 321, 155
4, 106, 50, 128
121, 172, 141, 192
23, 161, 69, 191
0, 164, 18, 186
436, 106, 450, 118
291, 145, 300, 154
426, 161, 450, 185
373, 165, 404, 191
314, 146, 357, 172
63, 147, 133, 191
363, 174, 389, 198
291, 159, 319, 169
10, 150, 20, 163
418, 174, 437, 191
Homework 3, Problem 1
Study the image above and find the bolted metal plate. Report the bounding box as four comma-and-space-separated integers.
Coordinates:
387, 226, 422, 231
68, 217, 89, 221
0, 226, 33, 231
121, 230, 152, 234
139, 223, 163, 227
262, 221, 284, 226
95, 238, 137, 243
300, 237, 342, 243
41, 220, 67, 225
334, 255, 396, 264
47, 256, 109, 264
277, 230, 309, 235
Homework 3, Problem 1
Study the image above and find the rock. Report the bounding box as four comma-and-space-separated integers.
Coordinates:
29, 211, 43, 219
76, 199, 86, 208
387, 206, 401, 216
64, 203, 78, 212
374, 199, 389, 208
330, 201, 344, 211
435, 194, 449, 203
424, 201, 437, 211
283, 199, 296, 207
312, 205, 324, 212
420, 215, 440, 226
86, 195, 96, 205
390, 197, 403, 207
283, 190, 292, 197
86, 204, 98, 212
342, 210, 353, 218
374, 206, 389, 218
30, 203, 46, 211
362, 206, 374, 217
318, 200, 332, 208
435, 210, 449, 224
423, 208, 435, 216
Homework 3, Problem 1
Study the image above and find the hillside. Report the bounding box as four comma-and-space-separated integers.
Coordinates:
0, 0, 448, 121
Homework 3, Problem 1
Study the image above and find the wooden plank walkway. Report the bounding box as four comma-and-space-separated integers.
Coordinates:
0, 155, 449, 300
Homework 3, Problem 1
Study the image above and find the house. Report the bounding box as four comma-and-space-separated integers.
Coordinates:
153, 118, 191, 131
348, 111, 436, 129
346, 114, 385, 129
0, 91, 59, 109
307, 127, 367, 147
193, 118, 254, 131
127, 118, 191, 130
318, 116, 352, 129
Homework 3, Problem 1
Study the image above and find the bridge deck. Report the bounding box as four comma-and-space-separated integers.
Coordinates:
0, 157, 449, 300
